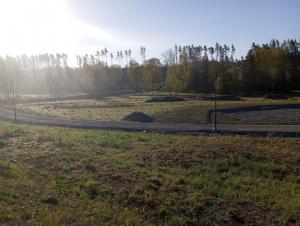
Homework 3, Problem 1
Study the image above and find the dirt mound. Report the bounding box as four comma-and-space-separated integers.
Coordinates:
146, 96, 186, 103
263, 94, 290, 100
122, 112, 154, 123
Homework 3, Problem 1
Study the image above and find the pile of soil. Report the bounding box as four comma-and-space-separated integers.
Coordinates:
146, 96, 186, 103
122, 112, 154, 123
263, 94, 290, 100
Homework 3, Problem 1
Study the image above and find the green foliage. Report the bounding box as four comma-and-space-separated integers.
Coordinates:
240, 40, 300, 93
146, 177, 163, 191
85, 161, 96, 173
40, 196, 58, 205
128, 60, 144, 90
0, 161, 19, 178
85, 181, 99, 200
0, 191, 18, 204
128, 58, 165, 91
0, 39, 299, 97
166, 64, 186, 91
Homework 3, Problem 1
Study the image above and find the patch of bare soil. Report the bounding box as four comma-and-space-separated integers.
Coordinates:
204, 95, 243, 101
210, 202, 282, 225
146, 96, 186, 103
264, 94, 290, 100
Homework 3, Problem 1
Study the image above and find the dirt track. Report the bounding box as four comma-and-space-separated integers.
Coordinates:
0, 108, 299, 136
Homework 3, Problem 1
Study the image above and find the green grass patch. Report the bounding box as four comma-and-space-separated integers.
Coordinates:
0, 191, 18, 204
0, 161, 19, 178
0, 121, 299, 225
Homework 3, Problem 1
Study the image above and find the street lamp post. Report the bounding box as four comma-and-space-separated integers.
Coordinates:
11, 79, 17, 122
214, 91, 217, 131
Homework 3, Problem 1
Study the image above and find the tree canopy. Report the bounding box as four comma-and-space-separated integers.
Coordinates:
0, 39, 299, 98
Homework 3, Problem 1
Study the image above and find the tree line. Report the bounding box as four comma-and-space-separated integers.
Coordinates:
0, 39, 299, 98
163, 39, 299, 94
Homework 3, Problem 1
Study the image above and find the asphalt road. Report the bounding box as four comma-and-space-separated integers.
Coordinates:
0, 108, 299, 136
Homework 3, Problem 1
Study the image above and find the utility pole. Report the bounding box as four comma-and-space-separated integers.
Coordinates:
214, 91, 217, 131
12, 79, 17, 122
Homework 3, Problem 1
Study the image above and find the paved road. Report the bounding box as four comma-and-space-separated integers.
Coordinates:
0, 108, 299, 136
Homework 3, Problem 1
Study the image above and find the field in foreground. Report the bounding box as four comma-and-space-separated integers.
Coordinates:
0, 121, 299, 225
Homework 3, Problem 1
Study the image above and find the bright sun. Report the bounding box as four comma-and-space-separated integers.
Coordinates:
0, 0, 75, 54
0, 0, 118, 56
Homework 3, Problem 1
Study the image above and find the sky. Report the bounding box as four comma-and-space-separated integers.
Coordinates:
0, 0, 299, 63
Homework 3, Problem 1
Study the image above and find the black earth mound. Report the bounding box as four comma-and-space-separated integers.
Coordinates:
263, 94, 290, 100
122, 112, 154, 123
146, 96, 186, 103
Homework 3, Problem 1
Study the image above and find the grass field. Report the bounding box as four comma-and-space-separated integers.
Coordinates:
0, 121, 299, 225
217, 107, 300, 125
13, 93, 300, 124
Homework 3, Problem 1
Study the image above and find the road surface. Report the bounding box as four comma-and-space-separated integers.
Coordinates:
0, 108, 299, 136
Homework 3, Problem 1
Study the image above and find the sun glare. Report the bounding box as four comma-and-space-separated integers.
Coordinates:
0, 0, 117, 56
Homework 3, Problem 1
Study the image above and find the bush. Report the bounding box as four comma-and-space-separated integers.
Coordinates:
85, 182, 99, 200
40, 196, 58, 205
146, 177, 162, 191
85, 161, 96, 173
